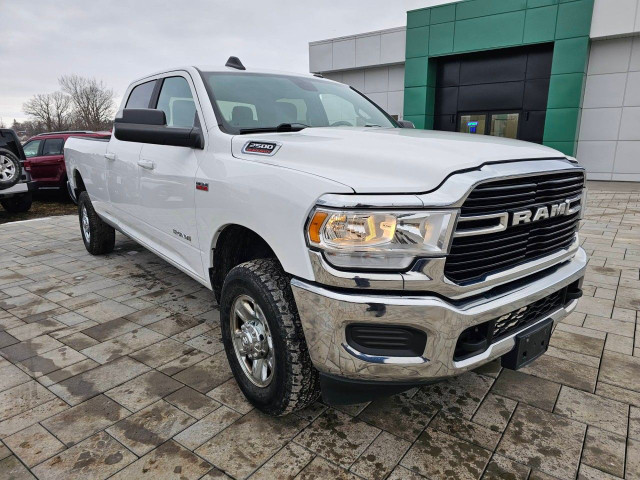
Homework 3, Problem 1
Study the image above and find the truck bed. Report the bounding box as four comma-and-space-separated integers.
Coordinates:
65, 135, 112, 204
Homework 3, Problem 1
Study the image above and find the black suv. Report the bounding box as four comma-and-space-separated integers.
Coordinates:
0, 129, 35, 213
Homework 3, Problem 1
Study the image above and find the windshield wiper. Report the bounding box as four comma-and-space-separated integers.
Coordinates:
239, 123, 311, 134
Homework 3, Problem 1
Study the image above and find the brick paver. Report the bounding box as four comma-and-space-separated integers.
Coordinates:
0, 181, 638, 479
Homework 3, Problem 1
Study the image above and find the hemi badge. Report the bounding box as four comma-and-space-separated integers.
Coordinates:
196, 182, 209, 191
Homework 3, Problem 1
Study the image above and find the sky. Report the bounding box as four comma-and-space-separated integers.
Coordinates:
0, 0, 455, 124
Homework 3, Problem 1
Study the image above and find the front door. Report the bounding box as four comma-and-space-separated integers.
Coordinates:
137, 75, 205, 278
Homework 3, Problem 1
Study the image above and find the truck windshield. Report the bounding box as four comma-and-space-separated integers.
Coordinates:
201, 72, 397, 134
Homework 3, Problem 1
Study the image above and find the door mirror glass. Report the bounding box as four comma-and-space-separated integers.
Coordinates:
490, 113, 519, 139
459, 115, 486, 135
397, 119, 415, 129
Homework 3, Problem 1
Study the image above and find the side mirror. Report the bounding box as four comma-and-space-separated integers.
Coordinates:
397, 119, 415, 129
119, 108, 167, 126
114, 108, 204, 149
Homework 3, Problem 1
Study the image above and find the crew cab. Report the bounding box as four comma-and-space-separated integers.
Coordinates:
23, 131, 110, 189
65, 58, 586, 416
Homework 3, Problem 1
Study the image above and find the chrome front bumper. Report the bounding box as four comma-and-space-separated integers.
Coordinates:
291, 247, 587, 383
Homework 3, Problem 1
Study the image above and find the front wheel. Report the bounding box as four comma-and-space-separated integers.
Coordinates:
1, 193, 32, 213
220, 258, 320, 416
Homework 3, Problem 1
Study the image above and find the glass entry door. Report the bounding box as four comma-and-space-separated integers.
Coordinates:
490, 113, 519, 139
459, 114, 487, 135
459, 112, 521, 139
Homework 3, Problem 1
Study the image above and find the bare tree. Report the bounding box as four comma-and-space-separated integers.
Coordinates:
0, 118, 5, 128
59, 75, 115, 131
11, 119, 41, 140
23, 91, 72, 132
50, 91, 73, 131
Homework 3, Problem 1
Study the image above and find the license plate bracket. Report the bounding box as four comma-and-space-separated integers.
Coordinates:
501, 318, 553, 370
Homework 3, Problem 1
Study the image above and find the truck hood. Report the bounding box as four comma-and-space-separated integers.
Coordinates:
231, 127, 566, 194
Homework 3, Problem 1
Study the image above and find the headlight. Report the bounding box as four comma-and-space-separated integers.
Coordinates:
307, 209, 457, 270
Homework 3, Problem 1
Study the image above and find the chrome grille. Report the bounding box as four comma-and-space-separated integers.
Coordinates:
445, 171, 584, 284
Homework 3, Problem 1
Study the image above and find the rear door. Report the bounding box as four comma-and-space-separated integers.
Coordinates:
106, 79, 156, 228
137, 74, 205, 278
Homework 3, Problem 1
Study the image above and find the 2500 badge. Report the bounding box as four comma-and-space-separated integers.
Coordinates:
242, 141, 280, 156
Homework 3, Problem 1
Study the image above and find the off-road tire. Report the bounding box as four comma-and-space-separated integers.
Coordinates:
78, 191, 115, 255
220, 258, 320, 416
0, 148, 21, 191
1, 193, 32, 213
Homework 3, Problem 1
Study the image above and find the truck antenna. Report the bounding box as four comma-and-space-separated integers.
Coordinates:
225, 56, 246, 70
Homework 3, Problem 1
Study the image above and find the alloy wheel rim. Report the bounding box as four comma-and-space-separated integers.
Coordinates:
81, 205, 91, 242
230, 294, 275, 387
0, 156, 16, 182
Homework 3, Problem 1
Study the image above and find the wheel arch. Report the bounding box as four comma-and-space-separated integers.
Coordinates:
72, 169, 86, 195
209, 224, 280, 302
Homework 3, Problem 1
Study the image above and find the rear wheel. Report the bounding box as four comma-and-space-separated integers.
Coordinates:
1, 193, 32, 213
0, 149, 21, 191
78, 191, 115, 255
220, 258, 320, 416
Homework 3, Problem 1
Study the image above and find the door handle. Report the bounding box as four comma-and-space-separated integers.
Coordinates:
104, 153, 116, 161
137, 159, 155, 170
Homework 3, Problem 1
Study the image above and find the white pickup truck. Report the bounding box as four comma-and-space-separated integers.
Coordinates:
65, 58, 587, 416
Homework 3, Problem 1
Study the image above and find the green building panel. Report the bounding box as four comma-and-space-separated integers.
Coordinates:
523, 5, 558, 44
406, 26, 430, 58
455, 0, 527, 21
404, 0, 595, 156
527, 0, 559, 8
404, 57, 430, 87
430, 4, 456, 24
547, 73, 586, 109
429, 22, 455, 56
453, 11, 527, 52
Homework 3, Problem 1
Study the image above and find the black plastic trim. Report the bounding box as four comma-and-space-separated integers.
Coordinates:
346, 324, 427, 357
225, 56, 246, 70
319, 372, 438, 405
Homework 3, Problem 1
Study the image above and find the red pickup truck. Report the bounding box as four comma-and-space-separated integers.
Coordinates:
23, 131, 110, 189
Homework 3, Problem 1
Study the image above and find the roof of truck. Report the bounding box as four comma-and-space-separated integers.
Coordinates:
130, 65, 330, 86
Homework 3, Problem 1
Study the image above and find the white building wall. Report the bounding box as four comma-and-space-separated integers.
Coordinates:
590, 0, 640, 39
309, 28, 406, 119
309, 27, 406, 72
577, 36, 640, 181
322, 65, 405, 119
